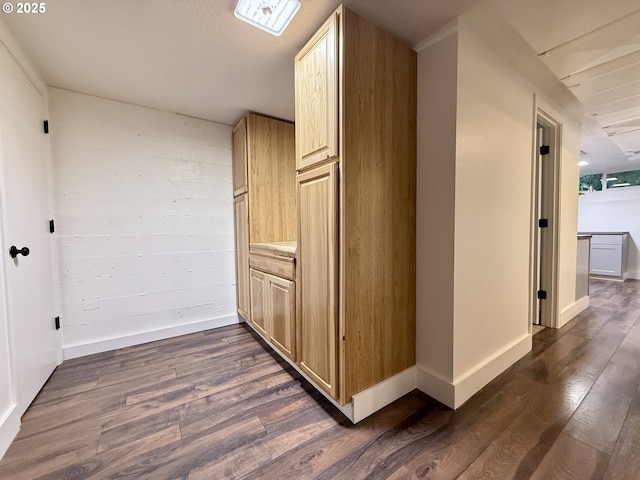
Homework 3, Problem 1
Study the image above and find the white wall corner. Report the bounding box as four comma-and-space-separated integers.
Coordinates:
452, 334, 531, 408
627, 270, 640, 281
416, 366, 456, 409
62, 314, 239, 360
417, 334, 532, 409
351, 366, 417, 423
0, 403, 19, 460
0, 18, 47, 96
558, 295, 590, 329
413, 18, 458, 52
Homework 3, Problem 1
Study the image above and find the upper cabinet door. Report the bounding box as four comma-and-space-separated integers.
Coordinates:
232, 116, 248, 196
295, 11, 339, 171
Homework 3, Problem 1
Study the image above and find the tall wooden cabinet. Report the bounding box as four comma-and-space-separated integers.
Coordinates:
295, 5, 417, 405
231, 113, 296, 323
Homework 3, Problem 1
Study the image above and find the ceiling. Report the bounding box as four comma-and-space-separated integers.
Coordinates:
490, 0, 640, 175
2, 0, 639, 175
0, 0, 480, 125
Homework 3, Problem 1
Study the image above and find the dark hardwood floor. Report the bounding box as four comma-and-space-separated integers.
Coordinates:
1, 279, 639, 479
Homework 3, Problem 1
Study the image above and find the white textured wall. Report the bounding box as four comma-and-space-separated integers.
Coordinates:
578, 186, 640, 279
49, 88, 236, 357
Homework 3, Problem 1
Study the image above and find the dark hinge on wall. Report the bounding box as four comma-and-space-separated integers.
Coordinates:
54, 316, 60, 330
537, 290, 547, 300
43, 120, 49, 134
49, 219, 55, 233
538, 218, 549, 228
540, 145, 550, 156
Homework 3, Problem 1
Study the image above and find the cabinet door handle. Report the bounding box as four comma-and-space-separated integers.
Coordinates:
9, 246, 30, 258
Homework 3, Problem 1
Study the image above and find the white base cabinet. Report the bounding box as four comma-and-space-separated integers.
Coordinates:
585, 233, 629, 281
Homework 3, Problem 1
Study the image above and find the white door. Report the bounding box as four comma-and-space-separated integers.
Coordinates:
1, 43, 58, 416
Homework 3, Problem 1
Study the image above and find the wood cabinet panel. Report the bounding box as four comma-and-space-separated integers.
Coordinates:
297, 162, 338, 398
269, 276, 296, 361
232, 117, 248, 196
247, 114, 296, 242
339, 6, 417, 402
249, 269, 268, 337
295, 12, 338, 171
233, 194, 250, 321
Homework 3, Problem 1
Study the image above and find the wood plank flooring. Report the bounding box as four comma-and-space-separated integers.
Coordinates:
1, 279, 639, 479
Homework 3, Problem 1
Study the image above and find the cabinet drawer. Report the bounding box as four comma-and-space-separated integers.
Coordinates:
249, 253, 295, 280
591, 234, 623, 245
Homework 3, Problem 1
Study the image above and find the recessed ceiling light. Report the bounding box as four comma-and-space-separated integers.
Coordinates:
578, 160, 589, 166
234, 0, 301, 36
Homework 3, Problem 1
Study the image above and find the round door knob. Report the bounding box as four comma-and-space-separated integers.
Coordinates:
9, 246, 29, 258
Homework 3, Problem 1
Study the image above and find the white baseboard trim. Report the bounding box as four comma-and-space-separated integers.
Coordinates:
558, 296, 590, 328
243, 320, 417, 423
627, 270, 640, 281
352, 366, 417, 423
416, 367, 455, 408
0, 403, 19, 460
62, 315, 240, 360
417, 333, 532, 409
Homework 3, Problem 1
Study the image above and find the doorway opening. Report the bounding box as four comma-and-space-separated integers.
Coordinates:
531, 106, 561, 329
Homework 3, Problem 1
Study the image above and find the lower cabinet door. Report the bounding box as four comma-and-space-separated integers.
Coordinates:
249, 269, 268, 337
268, 276, 296, 361
590, 244, 622, 276
234, 195, 250, 321
297, 162, 339, 399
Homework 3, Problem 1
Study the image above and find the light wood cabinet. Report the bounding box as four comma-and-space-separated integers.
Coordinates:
231, 113, 296, 324
249, 268, 268, 337
233, 194, 250, 321
249, 246, 297, 361
295, 5, 416, 405
232, 117, 248, 196
297, 163, 338, 397
246, 114, 296, 243
294, 13, 339, 170
267, 275, 296, 360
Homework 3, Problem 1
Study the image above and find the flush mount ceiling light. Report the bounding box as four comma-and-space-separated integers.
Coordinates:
578, 160, 589, 166
234, 0, 301, 36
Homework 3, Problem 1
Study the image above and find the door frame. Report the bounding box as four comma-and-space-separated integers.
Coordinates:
530, 100, 562, 330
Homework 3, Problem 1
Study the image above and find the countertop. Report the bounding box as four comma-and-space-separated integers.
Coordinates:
249, 241, 297, 258
578, 231, 629, 236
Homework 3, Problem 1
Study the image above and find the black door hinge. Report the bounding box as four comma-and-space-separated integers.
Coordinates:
54, 316, 60, 330
537, 290, 547, 300
538, 218, 548, 228
540, 145, 550, 156
43, 120, 49, 134
49, 219, 55, 233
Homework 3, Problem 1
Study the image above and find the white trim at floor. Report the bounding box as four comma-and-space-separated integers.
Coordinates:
62, 315, 240, 360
